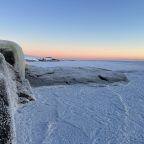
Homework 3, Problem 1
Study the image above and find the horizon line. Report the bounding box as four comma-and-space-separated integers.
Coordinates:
24, 53, 144, 61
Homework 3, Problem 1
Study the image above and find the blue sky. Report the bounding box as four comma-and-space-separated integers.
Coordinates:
0, 0, 144, 59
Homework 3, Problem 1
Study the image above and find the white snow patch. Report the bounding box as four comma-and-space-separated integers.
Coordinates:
15, 61, 144, 144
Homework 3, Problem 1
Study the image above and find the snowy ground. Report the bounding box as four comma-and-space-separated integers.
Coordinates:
15, 60, 144, 144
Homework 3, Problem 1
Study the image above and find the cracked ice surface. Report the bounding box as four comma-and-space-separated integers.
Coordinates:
15, 61, 144, 144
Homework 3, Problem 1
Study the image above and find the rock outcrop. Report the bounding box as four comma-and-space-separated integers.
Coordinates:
0, 40, 34, 144
26, 66, 128, 87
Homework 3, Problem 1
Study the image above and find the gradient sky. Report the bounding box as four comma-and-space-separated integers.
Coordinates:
0, 0, 144, 60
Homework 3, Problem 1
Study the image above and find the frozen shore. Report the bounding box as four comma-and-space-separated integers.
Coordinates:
16, 60, 144, 144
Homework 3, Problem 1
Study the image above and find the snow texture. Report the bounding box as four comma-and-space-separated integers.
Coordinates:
15, 60, 144, 144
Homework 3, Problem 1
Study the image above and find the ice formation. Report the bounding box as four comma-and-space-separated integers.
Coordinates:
0, 40, 34, 144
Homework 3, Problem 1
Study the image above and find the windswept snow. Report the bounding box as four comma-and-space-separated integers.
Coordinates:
15, 60, 144, 144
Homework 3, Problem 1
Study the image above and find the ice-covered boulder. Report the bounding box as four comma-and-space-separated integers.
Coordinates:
0, 54, 17, 143
0, 40, 25, 80
0, 40, 34, 103
0, 40, 34, 144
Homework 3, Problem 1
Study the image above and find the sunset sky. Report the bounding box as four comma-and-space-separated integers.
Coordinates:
0, 0, 144, 60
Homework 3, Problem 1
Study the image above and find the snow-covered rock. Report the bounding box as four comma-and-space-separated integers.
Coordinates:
0, 53, 17, 144
26, 65, 128, 87
0, 40, 25, 80
0, 40, 34, 144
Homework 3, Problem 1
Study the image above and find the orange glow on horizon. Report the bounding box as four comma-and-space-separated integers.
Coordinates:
24, 48, 144, 60
21, 41, 144, 60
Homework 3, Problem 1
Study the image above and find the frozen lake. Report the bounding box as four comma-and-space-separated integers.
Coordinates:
29, 60, 144, 71
15, 60, 144, 144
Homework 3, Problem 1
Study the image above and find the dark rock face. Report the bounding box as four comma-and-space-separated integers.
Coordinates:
0, 54, 16, 144
0, 49, 15, 66
0, 40, 34, 144
0, 77, 11, 144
